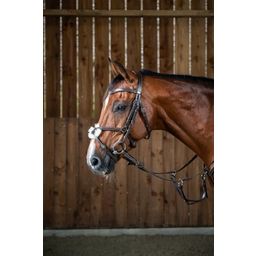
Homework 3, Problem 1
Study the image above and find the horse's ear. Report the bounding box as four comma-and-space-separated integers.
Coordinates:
108, 57, 136, 84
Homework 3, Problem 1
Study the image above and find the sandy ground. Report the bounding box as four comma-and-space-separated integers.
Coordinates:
44, 235, 213, 256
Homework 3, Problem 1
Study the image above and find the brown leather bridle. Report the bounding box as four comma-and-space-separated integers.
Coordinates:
88, 72, 150, 157
88, 71, 214, 205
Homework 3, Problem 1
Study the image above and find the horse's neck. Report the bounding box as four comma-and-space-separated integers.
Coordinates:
144, 76, 214, 165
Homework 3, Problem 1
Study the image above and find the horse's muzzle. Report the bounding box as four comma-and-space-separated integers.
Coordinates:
86, 140, 117, 176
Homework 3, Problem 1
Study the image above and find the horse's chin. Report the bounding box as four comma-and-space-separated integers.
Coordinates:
104, 160, 115, 175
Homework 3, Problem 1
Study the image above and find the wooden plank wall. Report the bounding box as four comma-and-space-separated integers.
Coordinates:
45, 0, 60, 117
43, 0, 214, 228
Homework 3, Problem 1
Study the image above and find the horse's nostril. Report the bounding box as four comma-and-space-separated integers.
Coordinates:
90, 156, 100, 167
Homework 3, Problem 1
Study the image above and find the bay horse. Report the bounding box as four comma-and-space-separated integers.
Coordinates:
87, 58, 213, 204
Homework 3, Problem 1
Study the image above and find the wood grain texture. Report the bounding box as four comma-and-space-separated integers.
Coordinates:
79, 0, 93, 119
62, 0, 77, 117
43, 118, 55, 227
45, 0, 60, 117
66, 118, 79, 227
207, 0, 214, 78
53, 118, 67, 227
77, 118, 94, 227
94, 0, 109, 118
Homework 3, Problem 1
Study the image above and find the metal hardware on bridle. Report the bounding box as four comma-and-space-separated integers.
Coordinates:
112, 140, 127, 155
123, 150, 214, 205
88, 70, 213, 205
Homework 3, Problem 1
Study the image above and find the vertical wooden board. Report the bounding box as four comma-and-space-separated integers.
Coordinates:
95, 0, 114, 227
199, 177, 213, 226
90, 175, 104, 228
173, 139, 190, 227
79, 0, 93, 119
78, 0, 94, 226
79, 117, 104, 228
175, 0, 190, 226
45, 0, 59, 9
126, 149, 139, 227
77, 118, 94, 227
111, 0, 127, 227
206, 176, 214, 225
143, 0, 163, 227
127, 0, 141, 227
207, 0, 214, 78
53, 118, 67, 227
43, 118, 55, 227
114, 160, 127, 227
62, 0, 77, 117
159, 0, 175, 227
45, 0, 60, 117
66, 118, 79, 227
138, 139, 151, 227
162, 132, 177, 226
187, 157, 204, 226
111, 0, 124, 61
160, 0, 174, 74
94, 0, 109, 118
189, 0, 205, 226
191, 0, 205, 76
150, 130, 164, 227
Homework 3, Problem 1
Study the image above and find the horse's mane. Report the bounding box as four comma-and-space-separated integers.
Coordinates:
105, 70, 213, 99
141, 70, 214, 89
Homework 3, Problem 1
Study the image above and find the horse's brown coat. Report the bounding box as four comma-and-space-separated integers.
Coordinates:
95, 61, 214, 168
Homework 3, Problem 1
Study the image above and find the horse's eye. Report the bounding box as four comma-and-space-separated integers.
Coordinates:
113, 103, 128, 113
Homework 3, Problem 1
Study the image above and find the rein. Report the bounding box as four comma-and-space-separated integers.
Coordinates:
88, 71, 213, 205
123, 151, 214, 205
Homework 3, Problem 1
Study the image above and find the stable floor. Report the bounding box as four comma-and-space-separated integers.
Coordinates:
44, 235, 213, 256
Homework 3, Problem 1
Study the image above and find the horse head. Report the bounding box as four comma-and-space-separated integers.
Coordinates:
86, 58, 153, 176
